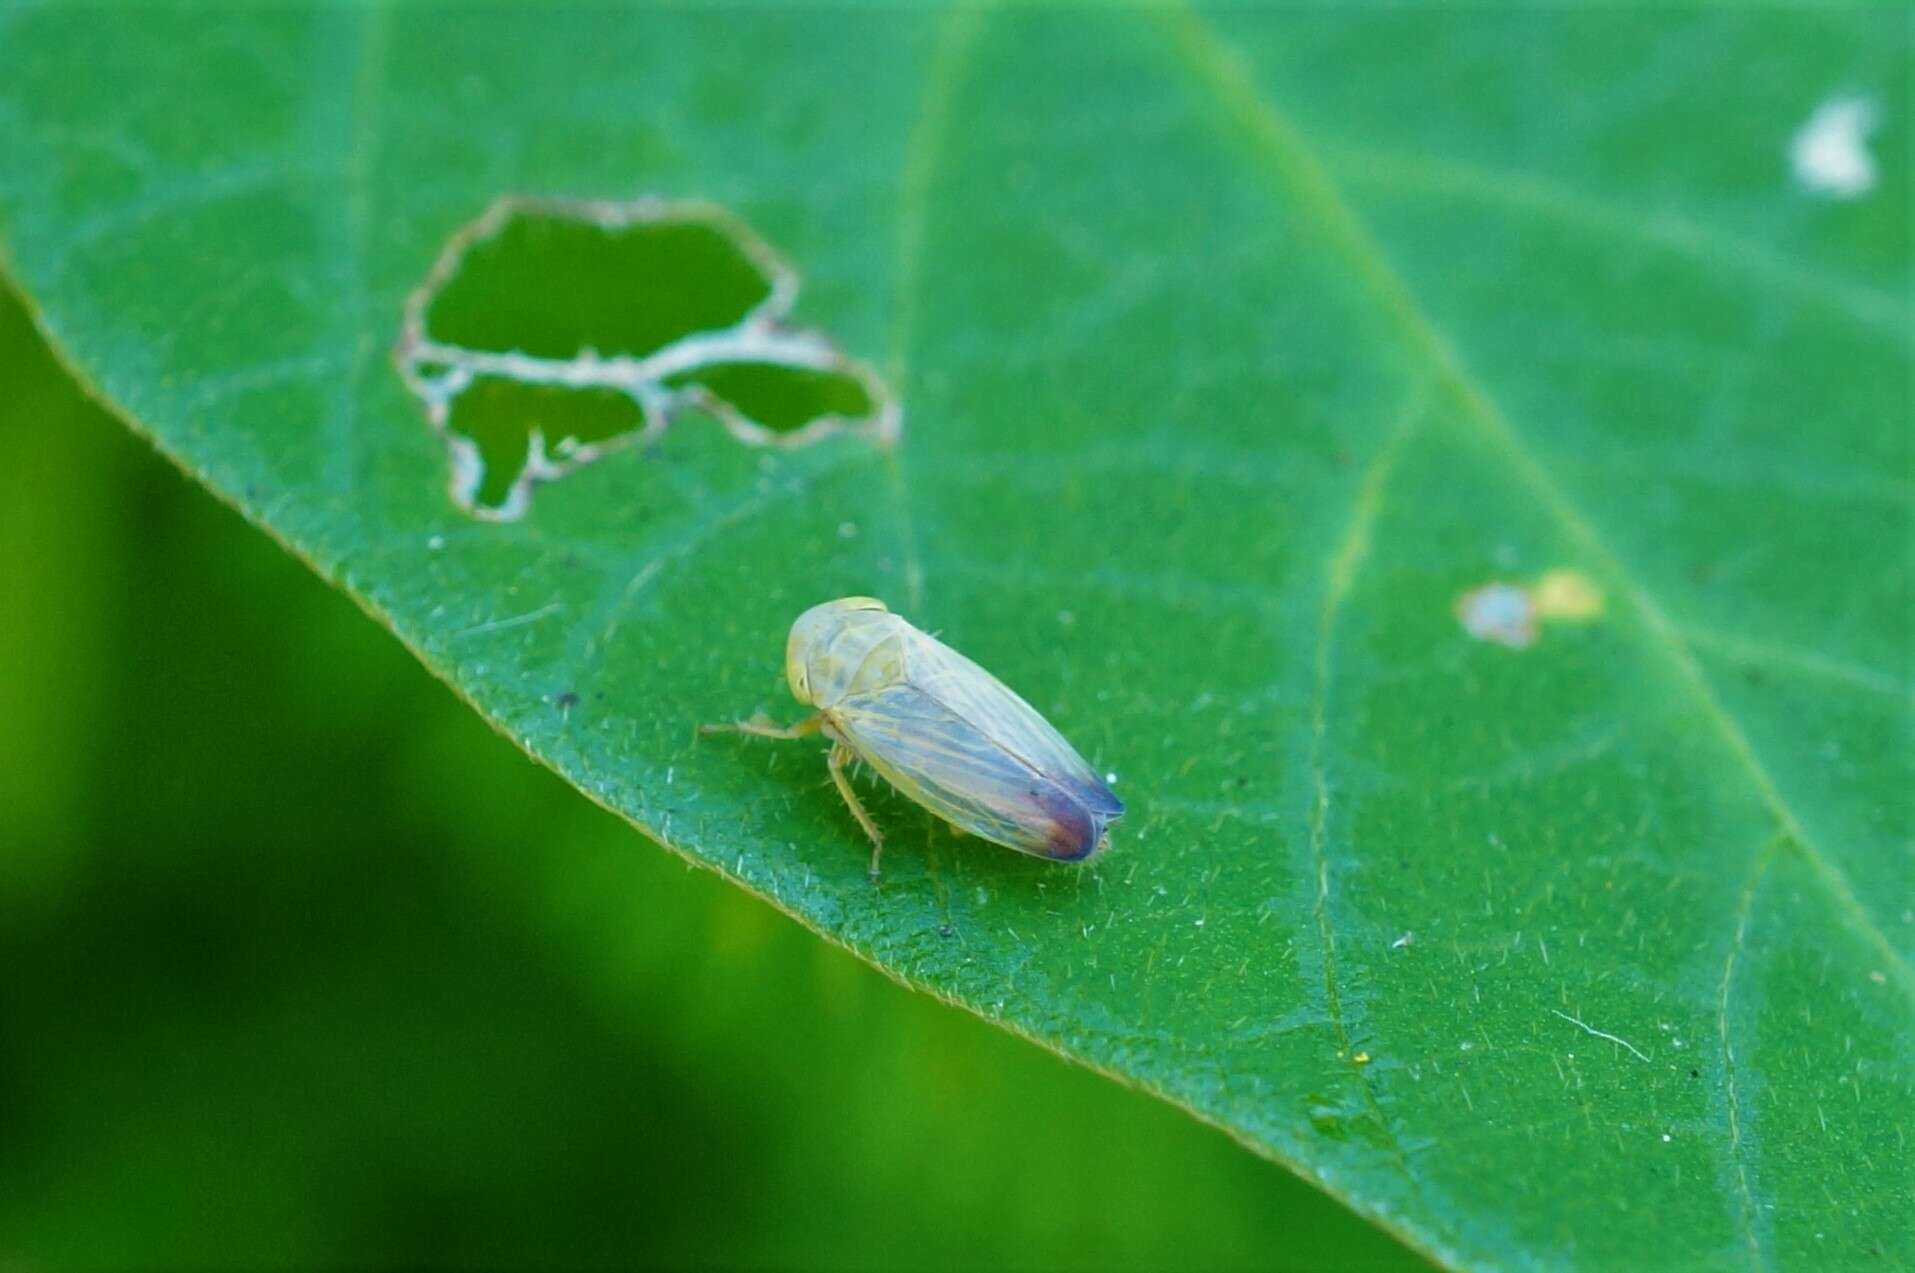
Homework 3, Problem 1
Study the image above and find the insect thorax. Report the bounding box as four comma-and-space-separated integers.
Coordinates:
788, 601, 906, 708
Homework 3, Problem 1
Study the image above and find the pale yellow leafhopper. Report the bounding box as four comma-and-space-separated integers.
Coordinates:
703, 597, 1123, 878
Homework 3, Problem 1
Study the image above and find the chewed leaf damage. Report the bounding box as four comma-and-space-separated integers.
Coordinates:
394, 195, 898, 520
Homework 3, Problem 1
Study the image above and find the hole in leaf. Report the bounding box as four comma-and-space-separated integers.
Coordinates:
426, 215, 776, 361
665, 361, 877, 434
394, 195, 897, 521
446, 377, 650, 514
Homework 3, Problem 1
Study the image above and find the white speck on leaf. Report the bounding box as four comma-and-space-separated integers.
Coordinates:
1456, 582, 1536, 648
1790, 95, 1879, 199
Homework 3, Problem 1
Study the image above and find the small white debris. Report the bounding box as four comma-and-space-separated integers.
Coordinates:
427, 534, 446, 550
1549, 1008, 1652, 1063
1105, 771, 1118, 785
1790, 95, 1879, 200
1662, 1133, 1672, 1143
1455, 582, 1537, 648
1392, 931, 1415, 949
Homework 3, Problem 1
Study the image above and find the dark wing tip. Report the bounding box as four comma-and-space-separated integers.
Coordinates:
1037, 787, 1120, 862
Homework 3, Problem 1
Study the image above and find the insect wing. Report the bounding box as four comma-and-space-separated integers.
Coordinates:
902, 627, 1121, 822
834, 684, 1103, 859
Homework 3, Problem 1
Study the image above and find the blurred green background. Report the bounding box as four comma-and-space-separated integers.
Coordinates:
0, 281, 1424, 1269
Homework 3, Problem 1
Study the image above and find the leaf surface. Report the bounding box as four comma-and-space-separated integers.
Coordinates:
1, 6, 1908, 1268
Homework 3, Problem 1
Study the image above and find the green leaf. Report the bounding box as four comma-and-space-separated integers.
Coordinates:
2, 5, 1907, 1269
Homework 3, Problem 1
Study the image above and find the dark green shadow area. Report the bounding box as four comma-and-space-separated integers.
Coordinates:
425, 209, 773, 359
446, 377, 648, 512
667, 360, 876, 432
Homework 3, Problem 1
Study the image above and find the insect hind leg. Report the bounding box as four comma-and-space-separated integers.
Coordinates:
826, 741, 886, 882
698, 712, 824, 741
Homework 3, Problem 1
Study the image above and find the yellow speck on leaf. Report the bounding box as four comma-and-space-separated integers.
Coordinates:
1531, 569, 1604, 622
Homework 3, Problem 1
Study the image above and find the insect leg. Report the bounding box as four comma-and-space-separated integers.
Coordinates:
826, 740, 885, 881
699, 712, 824, 740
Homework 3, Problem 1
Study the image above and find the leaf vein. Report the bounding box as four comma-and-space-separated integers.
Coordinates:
1717, 832, 1786, 1271
1680, 624, 1913, 704
331, 4, 390, 530
1327, 142, 1908, 340
1162, 5, 1912, 991
883, 4, 983, 618
570, 459, 857, 667
1304, 387, 1430, 1200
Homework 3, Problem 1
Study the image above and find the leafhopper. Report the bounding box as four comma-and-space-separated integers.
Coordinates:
703, 597, 1123, 878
